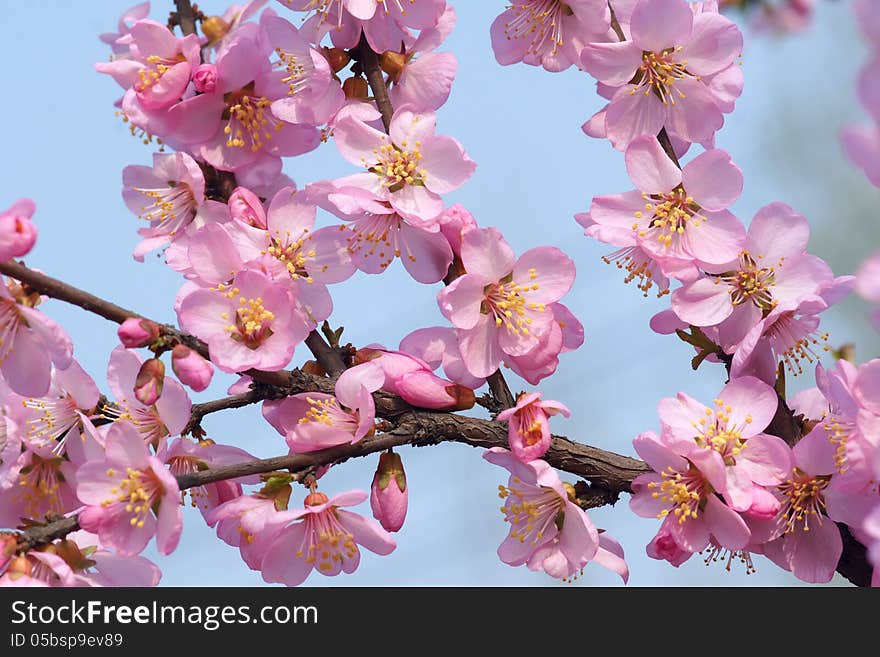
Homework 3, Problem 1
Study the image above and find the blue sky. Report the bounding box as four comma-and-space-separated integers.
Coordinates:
2, 0, 878, 586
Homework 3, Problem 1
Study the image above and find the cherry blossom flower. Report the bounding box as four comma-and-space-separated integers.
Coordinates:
262, 362, 384, 451
504, 303, 584, 385
582, 136, 745, 281
581, 0, 743, 149
671, 202, 834, 351
76, 422, 182, 557
260, 488, 396, 586
103, 346, 191, 452
0, 279, 73, 398
497, 392, 570, 463
176, 269, 310, 372
370, 451, 407, 532
206, 493, 282, 570
483, 448, 607, 581
491, 0, 610, 72
655, 377, 791, 512
99, 2, 151, 57
436, 227, 575, 378
332, 106, 476, 223
121, 151, 207, 260
398, 326, 485, 389
0, 199, 38, 262
629, 431, 751, 553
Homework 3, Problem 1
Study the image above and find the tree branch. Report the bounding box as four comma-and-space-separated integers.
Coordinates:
173, 0, 198, 36
354, 32, 394, 132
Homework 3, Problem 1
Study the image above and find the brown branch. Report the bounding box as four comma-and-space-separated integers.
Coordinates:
354, 32, 394, 132
304, 330, 346, 376
174, 0, 198, 36
486, 371, 516, 410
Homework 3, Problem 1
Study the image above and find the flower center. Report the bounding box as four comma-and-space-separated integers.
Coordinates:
633, 48, 691, 105
132, 181, 197, 236
648, 464, 707, 524
692, 398, 752, 464
637, 187, 703, 247
134, 54, 185, 93
16, 455, 66, 518
502, 1, 572, 57
103, 467, 164, 528
822, 415, 855, 475
264, 230, 316, 282
22, 395, 81, 456
223, 87, 283, 152
274, 47, 313, 97
763, 311, 830, 376
702, 544, 756, 574
296, 500, 359, 572
482, 271, 543, 336
372, 143, 426, 192
298, 396, 357, 431
217, 285, 276, 349
778, 469, 829, 533
497, 475, 565, 545
720, 252, 776, 311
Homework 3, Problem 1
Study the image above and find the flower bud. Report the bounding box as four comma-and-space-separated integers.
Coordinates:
342, 76, 370, 100
646, 528, 692, 567
0, 198, 37, 261
201, 15, 231, 44
370, 452, 407, 532
228, 187, 266, 229
117, 318, 161, 348
379, 51, 407, 82
323, 47, 350, 73
134, 358, 165, 405
171, 344, 214, 392
192, 63, 219, 93
439, 204, 477, 260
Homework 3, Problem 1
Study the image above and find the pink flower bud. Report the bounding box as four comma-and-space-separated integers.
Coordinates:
370, 452, 408, 532
439, 204, 477, 258
171, 344, 213, 392
646, 528, 692, 567
228, 187, 266, 229
117, 317, 161, 348
0, 198, 37, 261
192, 63, 218, 93
134, 358, 165, 405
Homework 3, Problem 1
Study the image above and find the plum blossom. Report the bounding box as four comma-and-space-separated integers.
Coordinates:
99, 2, 151, 57
76, 422, 182, 557
206, 493, 282, 570
121, 151, 208, 260
332, 106, 475, 223
671, 203, 834, 351
483, 448, 626, 581
0, 199, 37, 262
580, 136, 745, 283
0, 279, 73, 398
497, 392, 570, 463
262, 362, 384, 451
103, 346, 191, 452
176, 269, 310, 372
630, 431, 751, 553
260, 488, 396, 586
581, 0, 743, 149
490, 0, 610, 72
436, 227, 576, 378
398, 326, 485, 389
504, 303, 584, 385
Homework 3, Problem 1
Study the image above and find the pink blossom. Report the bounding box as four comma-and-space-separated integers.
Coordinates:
655, 377, 791, 512
751, 429, 843, 583
0, 279, 73, 398
646, 526, 693, 566
0, 449, 81, 528
262, 362, 384, 451
504, 303, 584, 385
96, 19, 201, 111
491, 0, 610, 72
671, 203, 833, 351
354, 347, 474, 410
581, 0, 743, 149
76, 422, 182, 556
104, 346, 191, 451
99, 2, 151, 56
171, 345, 214, 392
438, 203, 478, 260
841, 124, 880, 190
398, 326, 486, 389
117, 317, 161, 348
134, 358, 165, 406
186, 187, 355, 325
436, 227, 575, 378
856, 250, 880, 329
370, 451, 408, 532
192, 63, 218, 93
206, 493, 282, 570
0, 416, 21, 492
855, 0, 880, 43
0, 199, 37, 262
162, 438, 258, 521
483, 448, 605, 580
583, 136, 745, 281
386, 5, 458, 112
752, 0, 815, 34
310, 181, 453, 284
121, 151, 207, 261
260, 489, 396, 586
176, 269, 309, 372
630, 431, 751, 552
497, 392, 570, 463
332, 106, 476, 223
